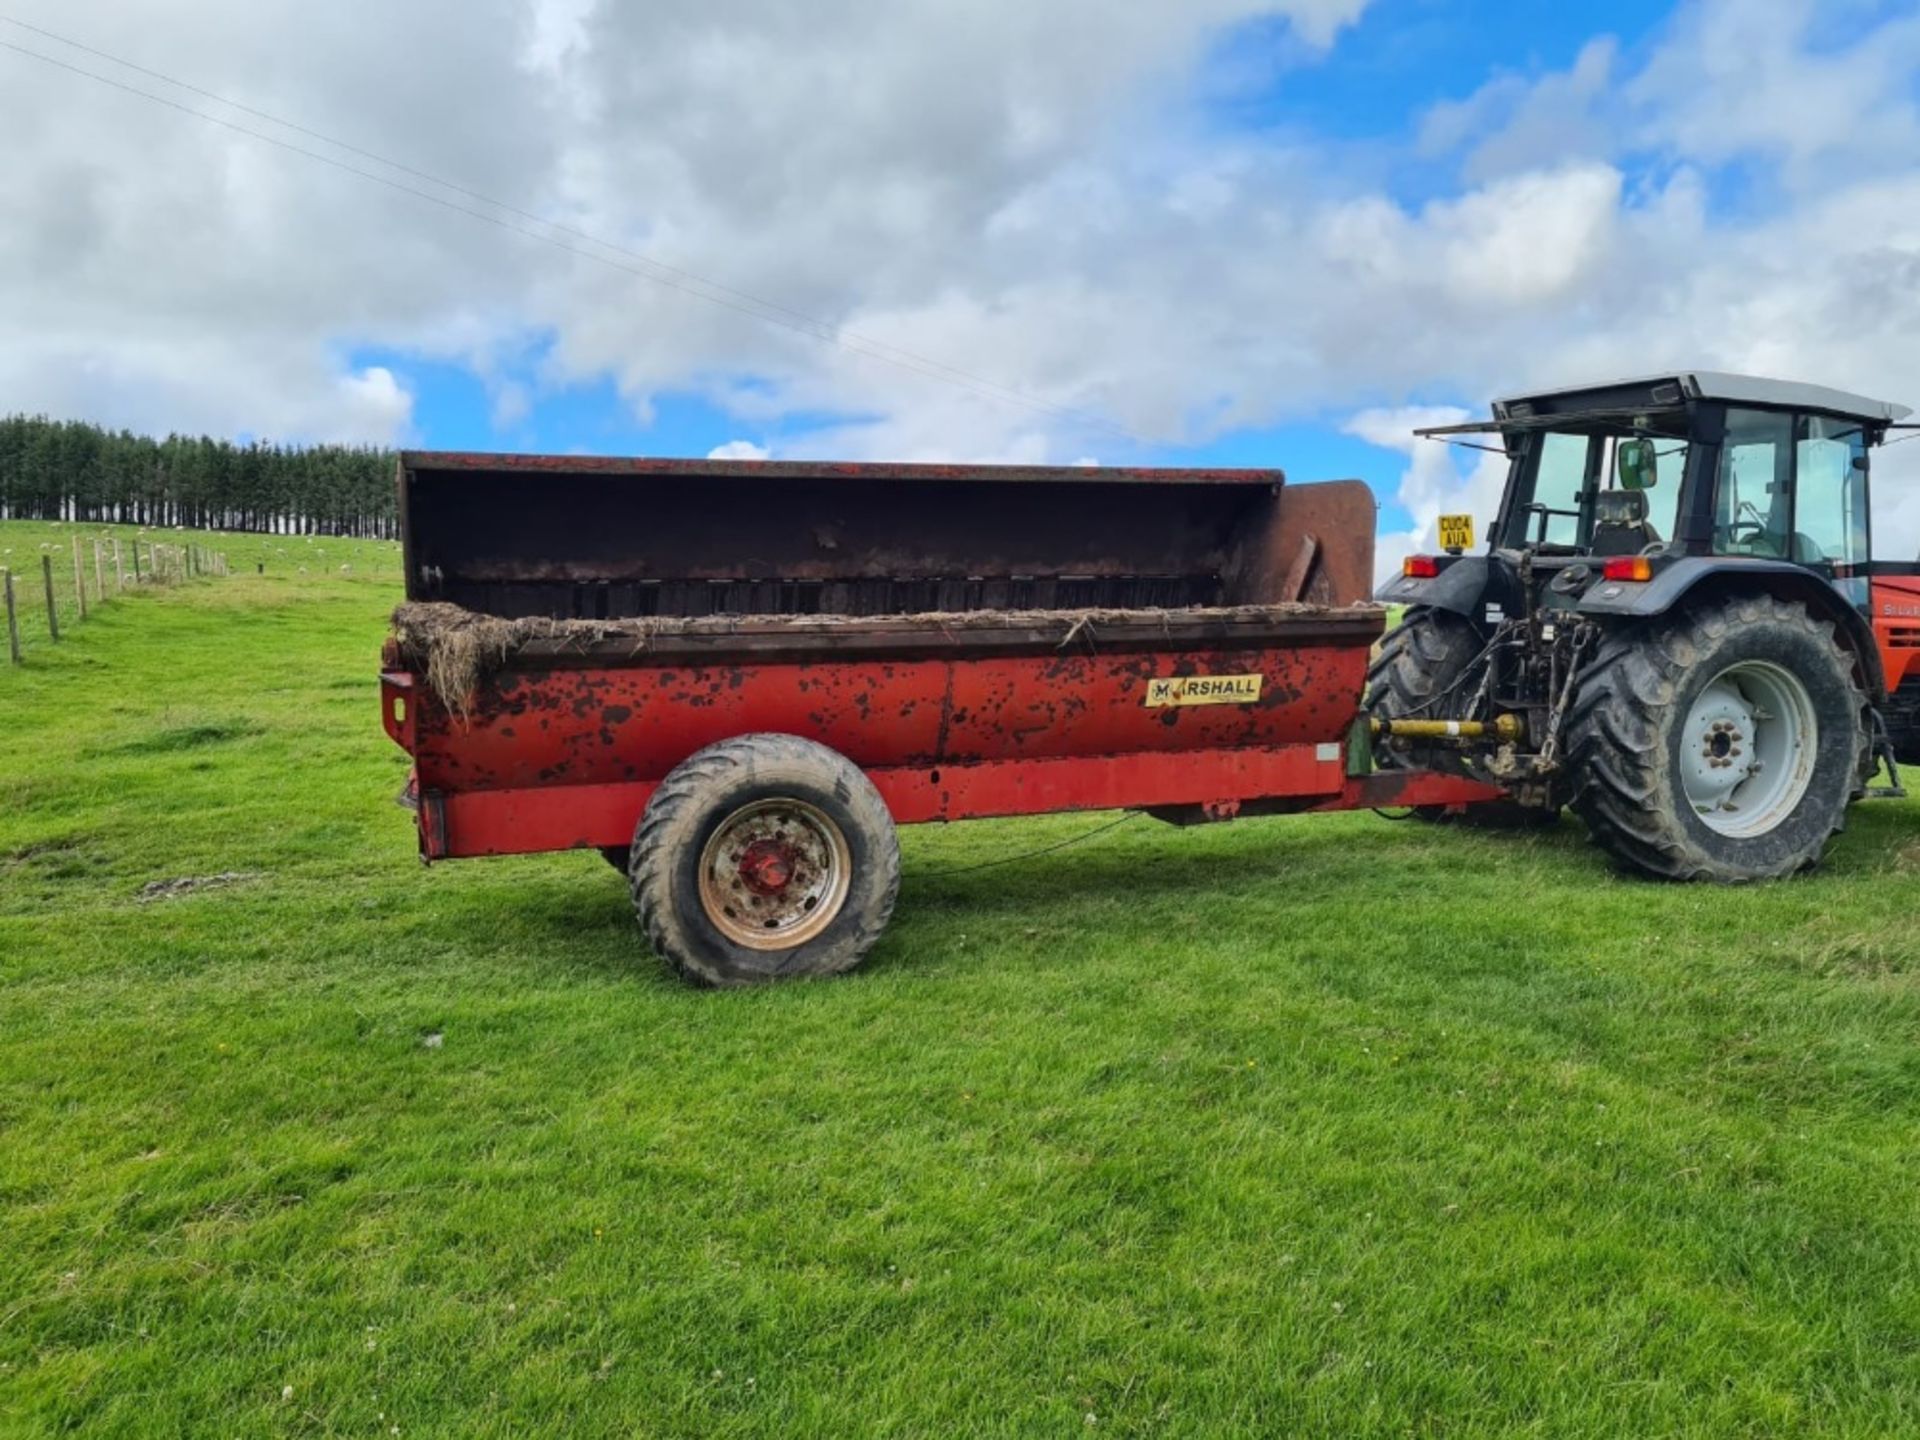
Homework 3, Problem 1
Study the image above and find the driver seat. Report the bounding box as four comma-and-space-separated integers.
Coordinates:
1589, 490, 1660, 557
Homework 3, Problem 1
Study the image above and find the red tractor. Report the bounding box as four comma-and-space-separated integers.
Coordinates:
1375, 371, 1915, 880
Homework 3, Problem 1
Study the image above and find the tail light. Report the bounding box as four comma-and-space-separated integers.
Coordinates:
1403, 555, 1441, 579
1601, 556, 1653, 583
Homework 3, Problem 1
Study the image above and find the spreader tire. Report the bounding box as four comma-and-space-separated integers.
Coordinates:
1367, 607, 1552, 827
629, 733, 900, 986
1566, 597, 1865, 882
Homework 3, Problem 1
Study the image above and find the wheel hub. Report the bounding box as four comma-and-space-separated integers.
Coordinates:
697, 798, 852, 950
736, 839, 797, 895
1679, 662, 1816, 838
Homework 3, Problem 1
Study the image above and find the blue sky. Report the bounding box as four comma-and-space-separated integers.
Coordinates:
348, 1, 1691, 542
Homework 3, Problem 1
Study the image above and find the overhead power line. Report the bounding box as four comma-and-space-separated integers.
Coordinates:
0, 14, 1141, 443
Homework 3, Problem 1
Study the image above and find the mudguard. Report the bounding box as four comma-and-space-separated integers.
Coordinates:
1576, 556, 1884, 697
1375, 556, 1490, 616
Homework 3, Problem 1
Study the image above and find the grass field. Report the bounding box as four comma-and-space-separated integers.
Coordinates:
1, 520, 1916, 1438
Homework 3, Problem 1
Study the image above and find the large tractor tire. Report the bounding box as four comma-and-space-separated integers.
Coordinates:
1367, 606, 1485, 779
1566, 596, 1866, 882
1366, 607, 1555, 827
628, 733, 900, 986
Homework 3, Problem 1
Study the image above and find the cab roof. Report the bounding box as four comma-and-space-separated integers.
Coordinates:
1494, 371, 1912, 424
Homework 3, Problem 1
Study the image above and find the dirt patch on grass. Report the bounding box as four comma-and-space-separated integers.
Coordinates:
136, 871, 259, 903
4, 836, 92, 876
108, 721, 264, 756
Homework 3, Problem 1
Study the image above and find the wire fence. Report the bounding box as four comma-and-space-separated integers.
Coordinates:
1, 531, 228, 665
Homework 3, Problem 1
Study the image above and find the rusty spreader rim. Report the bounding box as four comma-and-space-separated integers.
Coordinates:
697, 798, 852, 950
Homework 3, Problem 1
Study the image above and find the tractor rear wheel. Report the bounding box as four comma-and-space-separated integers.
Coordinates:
1566, 597, 1865, 881
628, 733, 901, 986
1366, 607, 1484, 780
1366, 606, 1555, 827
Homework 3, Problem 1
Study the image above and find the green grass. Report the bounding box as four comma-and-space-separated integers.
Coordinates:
1, 521, 1916, 1438
0, 519, 402, 659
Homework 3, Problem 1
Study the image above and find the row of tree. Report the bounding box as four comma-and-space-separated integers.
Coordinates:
0, 415, 400, 537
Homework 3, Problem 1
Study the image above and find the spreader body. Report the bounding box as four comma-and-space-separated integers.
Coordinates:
380, 454, 1492, 863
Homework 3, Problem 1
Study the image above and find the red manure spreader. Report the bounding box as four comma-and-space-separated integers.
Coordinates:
379, 453, 1483, 983
381, 372, 1919, 985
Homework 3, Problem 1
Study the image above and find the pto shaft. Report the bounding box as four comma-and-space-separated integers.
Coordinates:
1371, 713, 1526, 742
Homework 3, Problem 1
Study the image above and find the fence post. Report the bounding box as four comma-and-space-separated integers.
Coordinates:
114, 538, 125, 591
3, 568, 19, 665
93, 539, 105, 604
41, 554, 59, 641
131, 540, 142, 582
72, 537, 88, 621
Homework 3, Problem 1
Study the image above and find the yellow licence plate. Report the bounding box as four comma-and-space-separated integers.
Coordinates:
1438, 513, 1475, 551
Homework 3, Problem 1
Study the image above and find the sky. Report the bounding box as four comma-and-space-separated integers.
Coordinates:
5, 0, 1920, 582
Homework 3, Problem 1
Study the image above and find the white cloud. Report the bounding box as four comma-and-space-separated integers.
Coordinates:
1632, 0, 1920, 183
1419, 38, 1618, 184
489, 379, 533, 431
3, 0, 1920, 581
706, 439, 770, 460
1428, 164, 1622, 307
334, 366, 414, 440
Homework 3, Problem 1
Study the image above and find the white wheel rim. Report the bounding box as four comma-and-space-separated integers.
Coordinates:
1679, 659, 1818, 838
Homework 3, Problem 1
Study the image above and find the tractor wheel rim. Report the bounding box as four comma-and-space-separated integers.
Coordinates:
698, 798, 852, 950
1680, 660, 1818, 838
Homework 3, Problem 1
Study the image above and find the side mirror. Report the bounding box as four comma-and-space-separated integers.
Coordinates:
1616, 438, 1657, 490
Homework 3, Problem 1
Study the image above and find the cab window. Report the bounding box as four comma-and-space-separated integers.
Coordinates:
1794, 414, 1868, 570
1714, 409, 1794, 557
1627, 436, 1686, 543
1524, 432, 1590, 547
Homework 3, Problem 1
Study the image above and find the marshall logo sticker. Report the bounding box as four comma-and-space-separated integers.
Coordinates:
1144, 674, 1263, 708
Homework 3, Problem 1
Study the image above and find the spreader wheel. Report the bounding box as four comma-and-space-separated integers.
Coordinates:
1566, 597, 1866, 881
628, 734, 900, 986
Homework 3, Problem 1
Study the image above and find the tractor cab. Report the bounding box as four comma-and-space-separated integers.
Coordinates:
1387, 373, 1909, 618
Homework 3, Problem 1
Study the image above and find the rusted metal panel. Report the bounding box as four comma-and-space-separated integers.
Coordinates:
396, 453, 1373, 621
375, 448, 1495, 864
379, 671, 416, 752
398, 452, 1287, 485
1221, 478, 1377, 608
421, 748, 1506, 858
409, 605, 1382, 668
400, 456, 1279, 615
428, 743, 1345, 856
404, 627, 1377, 798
